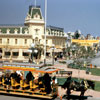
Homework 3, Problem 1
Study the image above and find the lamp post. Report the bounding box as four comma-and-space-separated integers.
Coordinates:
34, 49, 38, 64
34, 49, 38, 59
52, 44, 55, 65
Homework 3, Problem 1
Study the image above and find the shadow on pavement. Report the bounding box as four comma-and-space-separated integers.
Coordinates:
62, 94, 92, 100
0, 93, 51, 100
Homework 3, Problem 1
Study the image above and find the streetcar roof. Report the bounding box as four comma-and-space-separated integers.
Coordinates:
0, 63, 59, 74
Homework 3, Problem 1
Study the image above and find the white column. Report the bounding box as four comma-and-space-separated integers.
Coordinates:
18, 49, 24, 60
20, 27, 22, 34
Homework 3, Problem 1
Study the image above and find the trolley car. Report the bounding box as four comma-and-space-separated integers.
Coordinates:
0, 63, 59, 99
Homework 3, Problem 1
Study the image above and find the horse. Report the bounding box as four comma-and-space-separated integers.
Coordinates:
62, 79, 95, 96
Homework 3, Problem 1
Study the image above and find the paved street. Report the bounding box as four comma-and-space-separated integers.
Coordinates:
0, 95, 40, 100
91, 52, 100, 67
0, 54, 100, 99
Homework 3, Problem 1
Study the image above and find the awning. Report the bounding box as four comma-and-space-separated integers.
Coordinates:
23, 49, 31, 53
54, 49, 62, 52
5, 49, 10, 52
12, 49, 19, 52
47, 48, 62, 53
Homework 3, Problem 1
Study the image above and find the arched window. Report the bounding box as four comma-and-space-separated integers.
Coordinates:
15, 39, 17, 44
7, 39, 9, 44
35, 37, 38, 44
25, 39, 27, 44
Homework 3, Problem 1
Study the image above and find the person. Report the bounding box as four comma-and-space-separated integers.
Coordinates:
10, 71, 21, 83
26, 71, 34, 84
4, 73, 11, 89
10, 71, 17, 79
62, 72, 72, 89
67, 73, 72, 82
16, 71, 22, 83
51, 76, 58, 96
43, 73, 52, 94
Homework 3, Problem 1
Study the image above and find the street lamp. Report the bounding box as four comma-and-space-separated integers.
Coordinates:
34, 49, 38, 59
34, 49, 38, 64
52, 44, 55, 65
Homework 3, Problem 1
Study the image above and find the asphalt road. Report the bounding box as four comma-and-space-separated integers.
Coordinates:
0, 94, 41, 100
0, 94, 99, 100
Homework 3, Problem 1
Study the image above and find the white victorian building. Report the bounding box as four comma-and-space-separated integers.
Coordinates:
0, 5, 67, 62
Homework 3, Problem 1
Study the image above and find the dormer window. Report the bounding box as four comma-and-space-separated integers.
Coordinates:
51, 30, 54, 35
14, 29, 18, 34
34, 13, 40, 19
24, 29, 28, 34
7, 29, 10, 34
0, 29, 1, 34
35, 14, 38, 18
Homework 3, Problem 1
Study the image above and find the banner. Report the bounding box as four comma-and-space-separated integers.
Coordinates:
72, 39, 99, 46
72, 39, 99, 43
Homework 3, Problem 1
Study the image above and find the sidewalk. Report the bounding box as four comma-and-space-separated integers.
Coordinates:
53, 63, 100, 81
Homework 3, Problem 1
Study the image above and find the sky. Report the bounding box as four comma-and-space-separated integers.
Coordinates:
0, 0, 100, 36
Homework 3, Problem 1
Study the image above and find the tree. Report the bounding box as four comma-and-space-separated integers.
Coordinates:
74, 30, 80, 39
35, 43, 44, 59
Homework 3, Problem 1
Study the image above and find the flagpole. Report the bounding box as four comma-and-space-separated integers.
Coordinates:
35, 0, 36, 7
44, 0, 47, 65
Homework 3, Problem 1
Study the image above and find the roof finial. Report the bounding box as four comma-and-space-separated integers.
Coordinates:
35, 0, 36, 7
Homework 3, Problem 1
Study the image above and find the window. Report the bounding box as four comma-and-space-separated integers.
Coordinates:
46, 40, 48, 44
35, 37, 38, 44
7, 39, 9, 44
13, 52, 19, 56
25, 39, 27, 44
39, 39, 41, 43
15, 39, 17, 44
5, 52, 10, 56
48, 31, 50, 35
23, 52, 29, 56
35, 28, 39, 35
33, 39, 34, 43
0, 39, 1, 43
62, 34, 64, 36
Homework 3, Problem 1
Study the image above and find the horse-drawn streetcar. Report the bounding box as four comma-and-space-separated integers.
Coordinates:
0, 63, 59, 99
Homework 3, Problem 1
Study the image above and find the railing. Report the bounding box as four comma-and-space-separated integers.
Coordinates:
1, 62, 40, 69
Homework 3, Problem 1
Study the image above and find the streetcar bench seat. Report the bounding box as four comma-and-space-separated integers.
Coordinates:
2, 78, 6, 86
0, 77, 2, 85
0, 80, 2, 85
20, 80, 30, 89
40, 91, 46, 95
30, 81, 38, 89
11, 79, 20, 87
